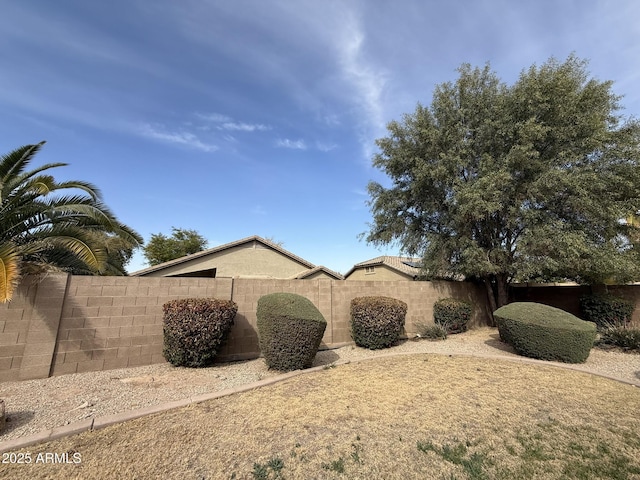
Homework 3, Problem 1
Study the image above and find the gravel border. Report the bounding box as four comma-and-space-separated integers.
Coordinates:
1, 327, 639, 445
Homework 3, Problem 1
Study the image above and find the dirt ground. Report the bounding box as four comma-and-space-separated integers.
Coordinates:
1, 353, 639, 480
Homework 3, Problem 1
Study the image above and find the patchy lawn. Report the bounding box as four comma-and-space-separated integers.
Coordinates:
1, 354, 639, 479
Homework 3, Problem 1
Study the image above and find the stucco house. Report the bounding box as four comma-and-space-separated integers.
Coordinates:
131, 235, 344, 280
344, 256, 424, 281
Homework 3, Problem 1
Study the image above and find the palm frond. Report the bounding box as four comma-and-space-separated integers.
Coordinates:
1, 141, 143, 279
0, 142, 46, 188
0, 242, 21, 302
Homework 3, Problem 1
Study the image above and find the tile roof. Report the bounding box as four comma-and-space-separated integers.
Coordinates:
130, 235, 315, 276
291, 266, 345, 280
346, 256, 424, 278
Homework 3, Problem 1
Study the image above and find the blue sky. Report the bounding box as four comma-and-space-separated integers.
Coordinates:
1, 1, 639, 275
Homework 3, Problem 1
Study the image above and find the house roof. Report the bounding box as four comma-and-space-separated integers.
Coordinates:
291, 265, 344, 280
344, 256, 423, 279
130, 235, 316, 276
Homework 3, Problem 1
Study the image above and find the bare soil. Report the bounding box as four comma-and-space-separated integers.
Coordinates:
1, 353, 639, 479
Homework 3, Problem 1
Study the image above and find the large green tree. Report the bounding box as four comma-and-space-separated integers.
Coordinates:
364, 56, 640, 316
0, 141, 143, 302
143, 227, 208, 266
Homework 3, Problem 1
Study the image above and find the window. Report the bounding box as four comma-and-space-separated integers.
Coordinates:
365, 266, 375, 274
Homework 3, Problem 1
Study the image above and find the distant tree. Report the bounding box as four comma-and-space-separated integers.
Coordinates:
364, 55, 640, 317
0, 142, 143, 302
264, 236, 285, 247
143, 227, 208, 266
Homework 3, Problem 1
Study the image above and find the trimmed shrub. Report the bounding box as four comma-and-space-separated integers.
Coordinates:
163, 298, 237, 367
433, 298, 472, 334
256, 293, 327, 371
494, 302, 597, 363
350, 296, 408, 349
596, 325, 640, 352
579, 294, 634, 329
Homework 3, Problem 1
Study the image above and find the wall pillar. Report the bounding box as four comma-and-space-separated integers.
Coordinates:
19, 274, 69, 380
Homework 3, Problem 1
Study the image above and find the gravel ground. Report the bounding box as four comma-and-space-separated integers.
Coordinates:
1, 327, 639, 443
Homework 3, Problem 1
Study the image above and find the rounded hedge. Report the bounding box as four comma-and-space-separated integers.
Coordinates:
494, 302, 597, 363
433, 297, 472, 334
350, 296, 407, 350
256, 292, 327, 371
163, 298, 238, 367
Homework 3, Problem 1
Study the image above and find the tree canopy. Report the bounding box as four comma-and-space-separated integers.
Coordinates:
364, 55, 640, 315
143, 227, 208, 266
0, 142, 143, 302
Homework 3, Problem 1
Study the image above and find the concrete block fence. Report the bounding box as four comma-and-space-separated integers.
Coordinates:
1, 274, 638, 382
0, 274, 489, 381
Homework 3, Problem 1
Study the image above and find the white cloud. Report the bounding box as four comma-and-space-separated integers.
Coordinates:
336, 21, 388, 160
220, 122, 270, 132
276, 138, 307, 150
316, 141, 338, 152
196, 112, 232, 123
197, 112, 270, 132
138, 123, 218, 152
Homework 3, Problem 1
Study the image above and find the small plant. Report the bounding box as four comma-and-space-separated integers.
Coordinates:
417, 439, 490, 480
162, 298, 237, 367
350, 296, 407, 349
321, 457, 345, 474
350, 443, 362, 464
596, 324, 640, 352
579, 294, 634, 329
433, 298, 472, 334
252, 463, 269, 480
416, 322, 448, 340
252, 457, 284, 479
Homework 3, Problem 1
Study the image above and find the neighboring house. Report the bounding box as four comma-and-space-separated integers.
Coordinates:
131, 235, 343, 280
344, 256, 424, 281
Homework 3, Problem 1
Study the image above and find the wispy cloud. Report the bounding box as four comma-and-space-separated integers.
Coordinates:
197, 112, 270, 132
334, 11, 388, 159
138, 123, 218, 152
220, 122, 270, 132
196, 113, 232, 123
276, 138, 307, 150
316, 141, 338, 152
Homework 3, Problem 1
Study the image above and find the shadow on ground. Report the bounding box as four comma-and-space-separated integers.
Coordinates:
0, 410, 35, 436
313, 350, 341, 366
484, 332, 517, 354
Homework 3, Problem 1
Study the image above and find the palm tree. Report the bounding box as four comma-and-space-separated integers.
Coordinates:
0, 141, 143, 302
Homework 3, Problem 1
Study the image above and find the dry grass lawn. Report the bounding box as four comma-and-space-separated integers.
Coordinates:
1, 354, 640, 479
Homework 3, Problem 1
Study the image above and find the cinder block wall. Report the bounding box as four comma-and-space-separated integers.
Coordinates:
6, 274, 637, 382
50, 275, 233, 377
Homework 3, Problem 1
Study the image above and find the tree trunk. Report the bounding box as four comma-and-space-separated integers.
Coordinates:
483, 274, 510, 326
483, 276, 497, 326
496, 274, 509, 309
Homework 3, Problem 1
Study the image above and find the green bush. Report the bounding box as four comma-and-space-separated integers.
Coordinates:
163, 298, 237, 367
350, 296, 408, 349
596, 325, 640, 352
256, 293, 327, 371
433, 298, 472, 334
579, 294, 634, 329
494, 302, 597, 363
